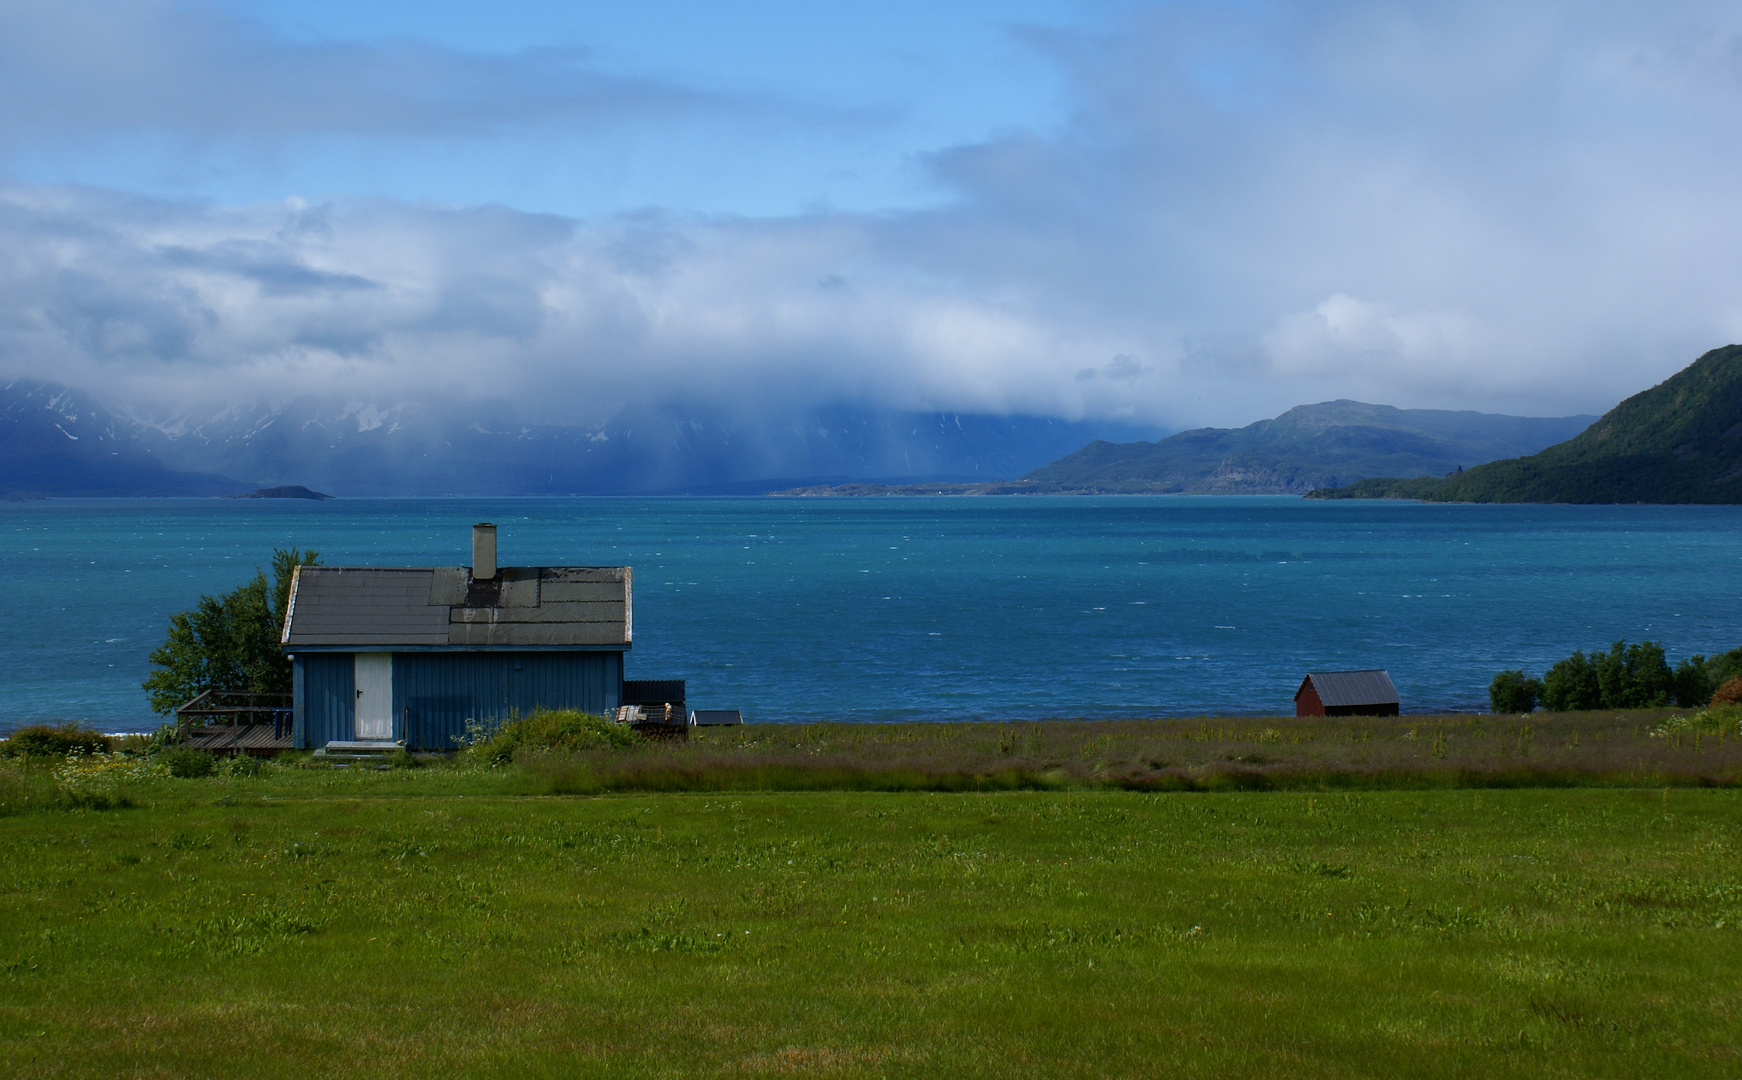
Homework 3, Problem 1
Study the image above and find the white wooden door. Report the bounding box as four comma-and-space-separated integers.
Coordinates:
354, 653, 394, 741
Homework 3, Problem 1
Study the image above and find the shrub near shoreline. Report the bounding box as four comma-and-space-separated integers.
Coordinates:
464, 709, 639, 766
0, 724, 112, 758
1491, 641, 1742, 713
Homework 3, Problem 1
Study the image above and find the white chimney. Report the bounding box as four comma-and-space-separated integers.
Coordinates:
472, 523, 497, 580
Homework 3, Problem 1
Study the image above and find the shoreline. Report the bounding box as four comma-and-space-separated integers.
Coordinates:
13, 708, 1510, 738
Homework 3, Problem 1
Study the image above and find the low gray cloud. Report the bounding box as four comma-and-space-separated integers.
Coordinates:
3, 1, 1741, 428
0, 187, 1095, 422
1076, 355, 1150, 383
0, 0, 739, 143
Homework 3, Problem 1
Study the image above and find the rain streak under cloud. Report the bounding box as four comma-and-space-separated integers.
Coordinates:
1, 0, 1740, 428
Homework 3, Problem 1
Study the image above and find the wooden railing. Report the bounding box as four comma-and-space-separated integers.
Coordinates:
175, 690, 294, 743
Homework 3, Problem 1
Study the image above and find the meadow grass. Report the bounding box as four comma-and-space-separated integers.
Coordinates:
1, 759, 1739, 1077
544, 709, 1742, 793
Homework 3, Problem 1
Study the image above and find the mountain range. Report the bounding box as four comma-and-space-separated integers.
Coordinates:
780, 400, 1595, 496
1308, 344, 1742, 503
1017, 401, 1597, 494
23, 369, 1697, 502
0, 380, 1164, 497
0, 382, 250, 498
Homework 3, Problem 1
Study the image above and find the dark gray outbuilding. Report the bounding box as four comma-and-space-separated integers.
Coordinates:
282, 525, 632, 750
1294, 670, 1400, 717
690, 709, 743, 726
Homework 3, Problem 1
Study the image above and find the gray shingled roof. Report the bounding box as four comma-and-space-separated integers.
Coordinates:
281, 565, 631, 649
1298, 669, 1398, 707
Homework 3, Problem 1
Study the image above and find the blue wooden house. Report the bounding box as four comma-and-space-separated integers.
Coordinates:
280, 524, 631, 750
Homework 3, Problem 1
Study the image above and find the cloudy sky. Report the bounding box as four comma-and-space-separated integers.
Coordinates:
2, 0, 1740, 427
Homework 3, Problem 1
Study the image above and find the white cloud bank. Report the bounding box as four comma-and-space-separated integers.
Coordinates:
3, 0, 1742, 427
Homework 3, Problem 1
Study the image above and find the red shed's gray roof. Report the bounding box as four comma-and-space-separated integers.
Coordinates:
1297, 670, 1398, 707
281, 565, 630, 649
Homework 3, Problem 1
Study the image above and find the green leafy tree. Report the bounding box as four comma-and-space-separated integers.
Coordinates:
269, 547, 315, 633
1488, 670, 1542, 713
1715, 647, 1742, 687
1674, 655, 1717, 708
0, 724, 111, 758
1539, 639, 1680, 712
1541, 651, 1601, 712
1672, 647, 1742, 707
1591, 640, 1674, 708
142, 548, 319, 715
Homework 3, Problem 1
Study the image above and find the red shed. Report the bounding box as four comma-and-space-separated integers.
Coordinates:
1295, 670, 1399, 717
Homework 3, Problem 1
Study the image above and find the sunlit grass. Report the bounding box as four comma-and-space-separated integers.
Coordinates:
1, 773, 1739, 1077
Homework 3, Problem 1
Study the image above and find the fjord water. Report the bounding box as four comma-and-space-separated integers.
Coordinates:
2, 496, 1739, 729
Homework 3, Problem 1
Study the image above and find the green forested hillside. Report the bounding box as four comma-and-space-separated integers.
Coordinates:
1020, 400, 1594, 494
1310, 344, 1742, 503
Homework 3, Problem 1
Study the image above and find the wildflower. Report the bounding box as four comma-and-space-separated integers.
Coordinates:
53, 750, 166, 803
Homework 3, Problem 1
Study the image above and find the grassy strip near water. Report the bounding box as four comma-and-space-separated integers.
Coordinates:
2, 711, 1739, 815
1, 766, 1741, 1076
522, 710, 1742, 794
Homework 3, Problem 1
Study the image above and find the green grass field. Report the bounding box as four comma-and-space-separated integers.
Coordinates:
2, 756, 1739, 1077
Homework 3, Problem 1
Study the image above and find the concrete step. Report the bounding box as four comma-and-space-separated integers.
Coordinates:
316, 740, 402, 760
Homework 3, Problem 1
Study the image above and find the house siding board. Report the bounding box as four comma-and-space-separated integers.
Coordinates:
393, 651, 621, 750
293, 653, 355, 749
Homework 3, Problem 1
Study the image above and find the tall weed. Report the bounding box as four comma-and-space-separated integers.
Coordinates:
512, 711, 1742, 794
52, 751, 167, 808
467, 709, 638, 767
1652, 706, 1742, 740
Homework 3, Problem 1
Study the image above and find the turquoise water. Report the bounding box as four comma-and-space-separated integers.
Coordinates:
3, 496, 1740, 729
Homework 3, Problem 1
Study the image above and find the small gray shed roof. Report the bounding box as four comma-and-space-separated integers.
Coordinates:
1298, 670, 1398, 707
691, 709, 743, 727
282, 565, 631, 650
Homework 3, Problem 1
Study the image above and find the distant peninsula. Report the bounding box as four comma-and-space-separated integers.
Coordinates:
771, 481, 1030, 497
227, 486, 333, 500
772, 401, 1594, 496
1308, 344, 1742, 504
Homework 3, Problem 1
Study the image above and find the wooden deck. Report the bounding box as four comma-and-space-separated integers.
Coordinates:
184, 723, 293, 757
176, 689, 295, 756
